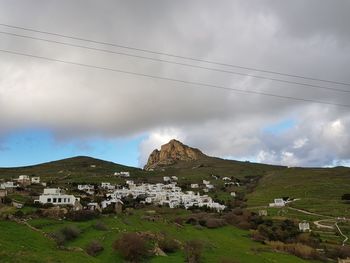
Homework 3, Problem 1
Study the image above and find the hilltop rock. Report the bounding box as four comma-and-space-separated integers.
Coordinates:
144, 139, 206, 170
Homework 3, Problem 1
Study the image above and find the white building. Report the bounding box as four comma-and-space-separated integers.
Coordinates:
171, 176, 178, 181
36, 188, 80, 206
17, 175, 30, 185
163, 176, 171, 182
114, 171, 130, 177
31, 177, 40, 184
191, 184, 199, 189
222, 177, 231, 181
101, 182, 115, 191
0, 181, 17, 189
203, 180, 210, 185
269, 198, 286, 207
230, 192, 236, 197
299, 222, 310, 232
78, 184, 95, 195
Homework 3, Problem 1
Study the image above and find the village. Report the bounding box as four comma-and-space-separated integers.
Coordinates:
0, 172, 227, 215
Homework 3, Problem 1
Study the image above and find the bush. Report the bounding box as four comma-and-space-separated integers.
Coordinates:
113, 232, 149, 262
94, 220, 108, 231
14, 210, 24, 218
205, 218, 226, 229
268, 241, 322, 260
52, 225, 81, 245
66, 210, 98, 221
158, 235, 180, 253
325, 245, 350, 259
86, 240, 104, 256
51, 231, 66, 246
184, 240, 203, 263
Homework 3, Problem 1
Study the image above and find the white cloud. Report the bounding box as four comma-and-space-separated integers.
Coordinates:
0, 0, 349, 167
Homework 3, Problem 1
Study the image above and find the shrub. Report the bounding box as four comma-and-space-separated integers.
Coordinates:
62, 225, 81, 240
325, 245, 350, 259
86, 240, 104, 256
159, 236, 180, 253
94, 220, 108, 231
173, 217, 184, 226
14, 210, 24, 218
205, 218, 226, 229
66, 210, 98, 221
268, 241, 322, 260
113, 232, 149, 262
184, 240, 203, 263
51, 231, 66, 246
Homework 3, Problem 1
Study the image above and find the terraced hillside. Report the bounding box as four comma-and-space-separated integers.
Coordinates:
247, 167, 350, 217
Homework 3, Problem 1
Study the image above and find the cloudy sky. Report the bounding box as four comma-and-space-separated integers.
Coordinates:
0, 0, 349, 168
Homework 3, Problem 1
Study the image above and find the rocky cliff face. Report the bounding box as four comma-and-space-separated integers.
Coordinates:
144, 139, 206, 170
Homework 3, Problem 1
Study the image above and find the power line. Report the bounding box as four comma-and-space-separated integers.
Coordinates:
0, 22, 349, 87
0, 48, 349, 109
1, 30, 349, 94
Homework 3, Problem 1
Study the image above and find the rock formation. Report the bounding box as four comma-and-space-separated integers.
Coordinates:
144, 139, 206, 170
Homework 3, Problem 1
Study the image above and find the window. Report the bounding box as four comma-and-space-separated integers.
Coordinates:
53, 198, 57, 203
58, 198, 61, 203
67, 198, 70, 203
63, 198, 66, 203
47, 198, 51, 203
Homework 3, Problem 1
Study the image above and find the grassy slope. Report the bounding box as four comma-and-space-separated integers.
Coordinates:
0, 220, 97, 263
0, 156, 148, 184
18, 209, 313, 263
247, 167, 350, 217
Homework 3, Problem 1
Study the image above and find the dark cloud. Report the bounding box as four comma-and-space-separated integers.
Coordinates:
0, 0, 349, 167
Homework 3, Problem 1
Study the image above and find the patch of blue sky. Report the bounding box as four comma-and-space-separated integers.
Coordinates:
0, 129, 146, 168
263, 118, 296, 135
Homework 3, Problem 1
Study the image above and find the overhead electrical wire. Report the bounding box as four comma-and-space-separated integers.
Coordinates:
0, 30, 349, 94
0, 22, 349, 87
0, 48, 349, 109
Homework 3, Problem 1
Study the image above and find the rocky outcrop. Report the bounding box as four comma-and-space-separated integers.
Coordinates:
144, 139, 206, 170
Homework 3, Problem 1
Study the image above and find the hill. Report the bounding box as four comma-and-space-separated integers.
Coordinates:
0, 156, 147, 183
247, 166, 350, 217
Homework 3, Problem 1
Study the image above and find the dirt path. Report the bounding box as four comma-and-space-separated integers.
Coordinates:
335, 222, 349, 246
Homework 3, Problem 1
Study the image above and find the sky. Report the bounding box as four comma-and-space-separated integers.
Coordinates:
0, 0, 350, 168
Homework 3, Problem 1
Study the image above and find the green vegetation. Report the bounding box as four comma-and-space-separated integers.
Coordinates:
247, 167, 350, 217
0, 209, 315, 262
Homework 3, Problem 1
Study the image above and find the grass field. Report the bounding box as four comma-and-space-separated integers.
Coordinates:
0, 209, 317, 263
247, 167, 350, 217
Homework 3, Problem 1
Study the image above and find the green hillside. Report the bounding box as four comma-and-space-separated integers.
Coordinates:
247, 167, 350, 217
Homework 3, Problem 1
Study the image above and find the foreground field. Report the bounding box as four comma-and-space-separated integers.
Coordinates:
0, 209, 315, 263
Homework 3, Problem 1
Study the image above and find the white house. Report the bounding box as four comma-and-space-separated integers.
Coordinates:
299, 222, 310, 232
191, 184, 199, 189
78, 184, 94, 191
0, 181, 17, 189
269, 198, 286, 207
87, 202, 102, 212
203, 180, 210, 185
17, 175, 30, 185
171, 176, 178, 181
230, 192, 236, 197
114, 171, 130, 177
163, 176, 171, 182
36, 188, 80, 206
222, 177, 231, 181
101, 182, 115, 191
31, 177, 40, 184
78, 184, 95, 195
